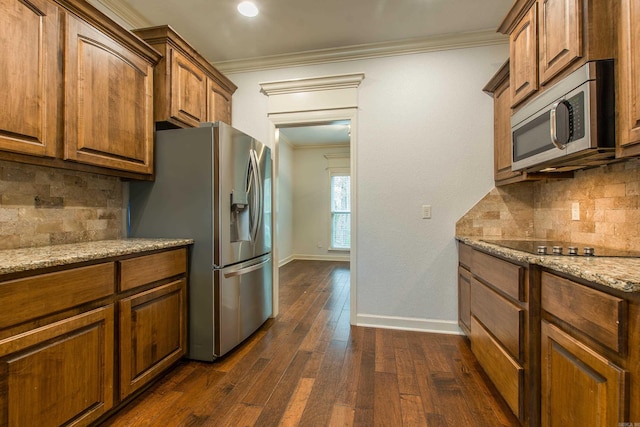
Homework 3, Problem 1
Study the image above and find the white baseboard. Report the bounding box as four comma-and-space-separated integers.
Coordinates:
283, 253, 350, 263
278, 255, 296, 267
356, 314, 464, 335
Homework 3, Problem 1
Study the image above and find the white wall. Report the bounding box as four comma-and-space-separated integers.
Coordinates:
292, 146, 350, 260
229, 43, 507, 332
276, 136, 294, 264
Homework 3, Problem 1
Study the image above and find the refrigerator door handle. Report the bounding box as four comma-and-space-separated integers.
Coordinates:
249, 148, 262, 243
223, 257, 270, 278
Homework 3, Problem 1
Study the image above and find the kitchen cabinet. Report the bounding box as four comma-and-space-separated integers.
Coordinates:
0, 0, 160, 179
0, 246, 189, 426
118, 250, 188, 400
540, 272, 632, 426
0, 263, 116, 426
457, 243, 472, 335
509, 3, 538, 107
64, 11, 156, 175
617, 0, 640, 158
0, 0, 60, 158
457, 243, 539, 426
133, 25, 237, 128
499, 0, 615, 108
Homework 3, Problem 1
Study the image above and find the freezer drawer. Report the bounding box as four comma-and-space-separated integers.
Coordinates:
215, 254, 272, 357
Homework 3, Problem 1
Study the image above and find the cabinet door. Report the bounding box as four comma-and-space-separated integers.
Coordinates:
538, 0, 582, 85
0, 306, 114, 427
119, 279, 187, 399
170, 49, 207, 127
64, 14, 154, 174
617, 0, 640, 156
541, 321, 628, 427
0, 0, 59, 157
493, 77, 522, 182
510, 3, 538, 107
458, 267, 471, 335
207, 78, 232, 124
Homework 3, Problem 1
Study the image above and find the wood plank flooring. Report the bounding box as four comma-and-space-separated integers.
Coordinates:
102, 260, 519, 426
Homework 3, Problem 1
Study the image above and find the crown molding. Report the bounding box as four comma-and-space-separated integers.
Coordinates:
216, 29, 507, 74
88, 0, 152, 29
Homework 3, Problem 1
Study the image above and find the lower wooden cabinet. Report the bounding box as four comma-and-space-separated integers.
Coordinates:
119, 278, 187, 399
540, 271, 634, 426
0, 306, 115, 427
458, 242, 537, 426
0, 246, 189, 426
541, 320, 627, 427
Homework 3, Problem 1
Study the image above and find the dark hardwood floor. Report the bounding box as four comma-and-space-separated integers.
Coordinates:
102, 260, 519, 426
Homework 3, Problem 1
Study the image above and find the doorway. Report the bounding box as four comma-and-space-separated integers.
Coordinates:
268, 109, 358, 325
277, 121, 351, 264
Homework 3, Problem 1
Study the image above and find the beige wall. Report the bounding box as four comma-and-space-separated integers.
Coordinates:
0, 160, 123, 250
456, 159, 640, 252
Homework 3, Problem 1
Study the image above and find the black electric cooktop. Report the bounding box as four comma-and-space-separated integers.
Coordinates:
482, 239, 640, 258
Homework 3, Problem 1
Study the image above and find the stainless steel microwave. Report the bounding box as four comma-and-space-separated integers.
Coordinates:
511, 60, 615, 172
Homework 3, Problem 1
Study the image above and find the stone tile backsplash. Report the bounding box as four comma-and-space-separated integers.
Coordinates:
0, 160, 123, 250
456, 159, 640, 251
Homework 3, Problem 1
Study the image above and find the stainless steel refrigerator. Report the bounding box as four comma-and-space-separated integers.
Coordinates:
128, 122, 272, 361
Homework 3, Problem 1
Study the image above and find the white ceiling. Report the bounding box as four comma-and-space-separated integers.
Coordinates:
94, 0, 513, 145
97, 0, 512, 66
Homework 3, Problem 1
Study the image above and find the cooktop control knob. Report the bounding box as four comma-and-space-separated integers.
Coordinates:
583, 247, 595, 256
568, 246, 578, 255
537, 245, 548, 255
552, 246, 563, 255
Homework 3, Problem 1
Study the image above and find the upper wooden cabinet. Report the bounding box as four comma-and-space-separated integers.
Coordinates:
64, 12, 156, 174
0, 0, 161, 178
133, 25, 237, 128
499, 0, 615, 108
0, 0, 60, 158
510, 4, 538, 107
617, 0, 640, 158
537, 0, 582, 85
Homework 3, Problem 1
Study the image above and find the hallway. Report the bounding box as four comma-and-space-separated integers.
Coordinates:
103, 260, 518, 426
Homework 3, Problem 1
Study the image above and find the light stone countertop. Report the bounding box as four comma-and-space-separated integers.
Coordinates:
457, 236, 640, 294
0, 238, 194, 276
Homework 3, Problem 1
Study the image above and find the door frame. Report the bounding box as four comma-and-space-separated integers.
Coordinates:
268, 109, 358, 324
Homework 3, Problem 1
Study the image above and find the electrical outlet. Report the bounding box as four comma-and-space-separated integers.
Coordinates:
422, 205, 432, 219
571, 202, 580, 221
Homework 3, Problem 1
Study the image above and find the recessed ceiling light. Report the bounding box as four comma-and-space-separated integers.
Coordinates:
237, 1, 259, 17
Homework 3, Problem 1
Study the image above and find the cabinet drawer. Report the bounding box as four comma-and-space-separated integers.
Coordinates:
541, 272, 626, 353
470, 317, 523, 419
0, 263, 115, 329
472, 249, 524, 301
120, 249, 187, 291
458, 243, 473, 269
471, 278, 524, 361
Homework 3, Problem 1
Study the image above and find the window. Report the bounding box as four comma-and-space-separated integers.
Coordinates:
330, 173, 350, 250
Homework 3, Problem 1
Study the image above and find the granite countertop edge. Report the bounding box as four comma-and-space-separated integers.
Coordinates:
457, 236, 640, 294
0, 238, 194, 276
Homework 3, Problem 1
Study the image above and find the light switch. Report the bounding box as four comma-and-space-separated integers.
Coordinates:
422, 205, 432, 219
571, 202, 580, 221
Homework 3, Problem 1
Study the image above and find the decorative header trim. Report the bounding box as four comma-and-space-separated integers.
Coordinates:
260, 73, 365, 96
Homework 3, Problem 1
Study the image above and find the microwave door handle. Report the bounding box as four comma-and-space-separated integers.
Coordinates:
550, 101, 569, 150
